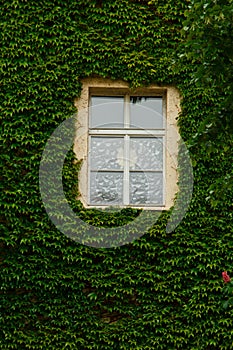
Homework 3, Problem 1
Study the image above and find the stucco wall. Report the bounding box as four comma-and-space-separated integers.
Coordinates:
74, 78, 181, 210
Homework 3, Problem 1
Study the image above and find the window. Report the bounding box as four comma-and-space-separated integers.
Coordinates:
89, 95, 165, 206
74, 78, 180, 210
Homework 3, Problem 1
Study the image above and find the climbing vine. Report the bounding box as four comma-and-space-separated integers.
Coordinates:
1, 0, 232, 349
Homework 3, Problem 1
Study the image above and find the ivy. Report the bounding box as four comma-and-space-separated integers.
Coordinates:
1, 0, 232, 349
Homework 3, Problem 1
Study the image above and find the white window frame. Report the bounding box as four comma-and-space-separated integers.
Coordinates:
87, 93, 166, 207
74, 78, 180, 211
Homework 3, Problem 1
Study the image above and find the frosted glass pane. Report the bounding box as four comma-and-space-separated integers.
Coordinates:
130, 172, 163, 205
130, 138, 163, 170
90, 137, 124, 170
90, 96, 124, 128
130, 97, 163, 129
90, 172, 123, 204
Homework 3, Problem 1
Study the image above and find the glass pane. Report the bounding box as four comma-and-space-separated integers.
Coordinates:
90, 137, 124, 170
130, 137, 163, 170
90, 171, 123, 204
130, 172, 163, 205
130, 96, 163, 129
90, 96, 124, 128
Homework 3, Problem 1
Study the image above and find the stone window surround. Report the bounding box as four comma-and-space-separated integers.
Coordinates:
74, 78, 181, 210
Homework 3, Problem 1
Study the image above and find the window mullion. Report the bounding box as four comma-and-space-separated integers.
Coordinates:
123, 95, 130, 205
124, 94, 130, 129
123, 135, 130, 205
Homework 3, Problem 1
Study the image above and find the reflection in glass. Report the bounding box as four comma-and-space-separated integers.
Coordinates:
90, 96, 124, 128
130, 97, 163, 129
129, 172, 163, 205
90, 137, 124, 170
130, 137, 163, 170
90, 171, 123, 204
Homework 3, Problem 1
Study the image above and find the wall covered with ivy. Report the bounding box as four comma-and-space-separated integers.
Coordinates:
1, 0, 232, 349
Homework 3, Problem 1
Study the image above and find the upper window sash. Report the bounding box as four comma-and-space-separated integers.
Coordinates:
89, 94, 165, 130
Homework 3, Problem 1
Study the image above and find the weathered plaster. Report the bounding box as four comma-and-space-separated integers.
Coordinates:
74, 78, 181, 210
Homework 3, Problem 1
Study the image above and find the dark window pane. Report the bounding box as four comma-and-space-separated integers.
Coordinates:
130, 97, 163, 129
90, 96, 124, 128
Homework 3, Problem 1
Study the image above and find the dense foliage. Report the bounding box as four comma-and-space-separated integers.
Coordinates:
180, 0, 233, 206
222, 272, 233, 309
1, 0, 232, 349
